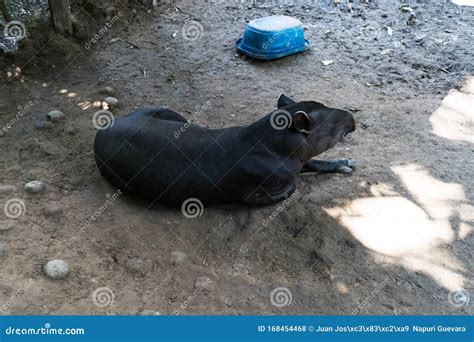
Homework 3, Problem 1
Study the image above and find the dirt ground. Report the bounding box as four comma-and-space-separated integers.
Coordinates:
0, 0, 473, 315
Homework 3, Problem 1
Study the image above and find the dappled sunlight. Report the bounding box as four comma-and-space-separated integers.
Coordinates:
324, 164, 472, 291
452, 0, 474, 6
429, 76, 474, 143
325, 196, 454, 255
393, 164, 467, 220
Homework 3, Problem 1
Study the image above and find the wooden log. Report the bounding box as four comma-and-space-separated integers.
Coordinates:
48, 0, 73, 35
0, 0, 12, 22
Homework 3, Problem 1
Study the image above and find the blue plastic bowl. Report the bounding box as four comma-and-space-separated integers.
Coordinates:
236, 15, 311, 60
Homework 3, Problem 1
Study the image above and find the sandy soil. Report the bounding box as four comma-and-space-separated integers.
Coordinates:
0, 0, 473, 315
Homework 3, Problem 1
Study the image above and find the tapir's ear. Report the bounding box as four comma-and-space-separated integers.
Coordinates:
292, 110, 312, 134
277, 93, 296, 108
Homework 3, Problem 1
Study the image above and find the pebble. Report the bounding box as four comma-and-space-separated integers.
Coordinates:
34, 120, 53, 130
139, 310, 161, 316
24, 181, 46, 194
44, 259, 69, 279
44, 202, 64, 217
125, 257, 153, 276
0, 220, 15, 231
194, 276, 212, 290
47, 110, 65, 121
98, 86, 116, 96
170, 250, 187, 265
0, 185, 16, 194
105, 6, 117, 17
104, 97, 119, 107
65, 126, 79, 135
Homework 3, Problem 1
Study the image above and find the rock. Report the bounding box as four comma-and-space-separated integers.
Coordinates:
105, 6, 117, 17
47, 110, 65, 122
24, 181, 46, 194
0, 241, 5, 256
0, 185, 16, 194
170, 250, 187, 265
104, 97, 119, 107
139, 309, 161, 316
65, 126, 79, 135
34, 120, 53, 130
44, 259, 69, 279
44, 202, 63, 217
71, 17, 87, 38
125, 257, 153, 276
98, 86, 116, 96
0, 220, 15, 231
194, 276, 212, 290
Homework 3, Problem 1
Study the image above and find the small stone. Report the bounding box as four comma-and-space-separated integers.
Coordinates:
170, 250, 187, 265
98, 86, 116, 96
0, 185, 16, 194
44, 259, 69, 279
139, 310, 161, 316
44, 202, 63, 217
65, 126, 79, 135
24, 181, 46, 194
105, 6, 117, 17
0, 220, 15, 231
47, 110, 65, 122
125, 257, 153, 276
194, 276, 212, 290
104, 97, 119, 107
34, 120, 53, 130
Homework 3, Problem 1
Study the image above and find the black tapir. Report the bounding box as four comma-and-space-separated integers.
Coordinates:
94, 94, 355, 206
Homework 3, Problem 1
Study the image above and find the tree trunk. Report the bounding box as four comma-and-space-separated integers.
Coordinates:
0, 0, 12, 22
48, 0, 73, 35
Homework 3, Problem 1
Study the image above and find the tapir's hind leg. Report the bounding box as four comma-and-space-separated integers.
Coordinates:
135, 107, 188, 123
241, 183, 296, 206
300, 158, 355, 174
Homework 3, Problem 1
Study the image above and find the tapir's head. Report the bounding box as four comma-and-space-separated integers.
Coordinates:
274, 94, 355, 159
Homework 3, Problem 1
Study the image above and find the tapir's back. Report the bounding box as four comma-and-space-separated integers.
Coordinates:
94, 110, 250, 204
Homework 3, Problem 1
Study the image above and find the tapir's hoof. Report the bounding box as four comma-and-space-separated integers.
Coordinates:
337, 166, 353, 174
335, 158, 355, 174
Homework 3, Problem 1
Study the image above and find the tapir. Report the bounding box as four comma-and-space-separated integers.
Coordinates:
94, 94, 355, 206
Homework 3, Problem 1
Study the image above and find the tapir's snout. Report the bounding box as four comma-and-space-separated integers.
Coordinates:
341, 110, 356, 135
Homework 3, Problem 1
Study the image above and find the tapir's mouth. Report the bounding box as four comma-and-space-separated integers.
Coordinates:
340, 130, 353, 143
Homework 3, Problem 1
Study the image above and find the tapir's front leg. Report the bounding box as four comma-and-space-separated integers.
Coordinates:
300, 158, 355, 174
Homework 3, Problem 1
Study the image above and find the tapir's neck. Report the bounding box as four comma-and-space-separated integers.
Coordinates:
245, 114, 308, 166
